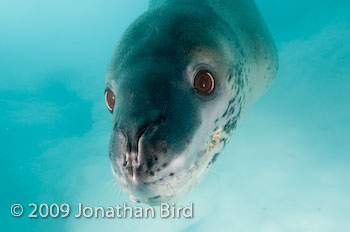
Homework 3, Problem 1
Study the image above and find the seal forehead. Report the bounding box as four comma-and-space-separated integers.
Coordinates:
108, 5, 228, 78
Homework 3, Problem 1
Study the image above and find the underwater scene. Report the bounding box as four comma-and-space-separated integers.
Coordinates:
1, 0, 349, 231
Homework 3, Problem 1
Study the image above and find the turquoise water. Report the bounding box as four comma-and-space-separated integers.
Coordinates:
1, 0, 349, 231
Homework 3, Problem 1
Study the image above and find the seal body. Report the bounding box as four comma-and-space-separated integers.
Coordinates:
105, 0, 278, 204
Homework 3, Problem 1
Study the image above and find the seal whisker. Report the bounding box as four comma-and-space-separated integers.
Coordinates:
91, 154, 109, 157
167, 181, 176, 196
115, 188, 122, 200
208, 168, 224, 177
101, 179, 115, 193
107, 181, 117, 195
112, 185, 119, 199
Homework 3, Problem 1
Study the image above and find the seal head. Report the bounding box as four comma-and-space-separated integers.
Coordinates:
105, 2, 277, 204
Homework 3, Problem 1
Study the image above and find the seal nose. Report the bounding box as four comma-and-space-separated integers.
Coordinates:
119, 124, 149, 176
113, 114, 166, 181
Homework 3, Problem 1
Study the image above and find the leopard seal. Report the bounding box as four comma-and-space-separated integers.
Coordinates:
105, 0, 278, 204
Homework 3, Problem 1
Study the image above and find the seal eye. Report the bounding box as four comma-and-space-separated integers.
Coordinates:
105, 88, 115, 113
194, 70, 215, 95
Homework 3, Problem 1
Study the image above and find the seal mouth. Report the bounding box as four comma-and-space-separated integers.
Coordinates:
112, 144, 219, 204
129, 194, 165, 204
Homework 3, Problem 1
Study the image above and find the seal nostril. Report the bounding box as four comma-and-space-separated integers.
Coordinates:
169, 172, 174, 176
137, 125, 148, 141
150, 171, 155, 176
